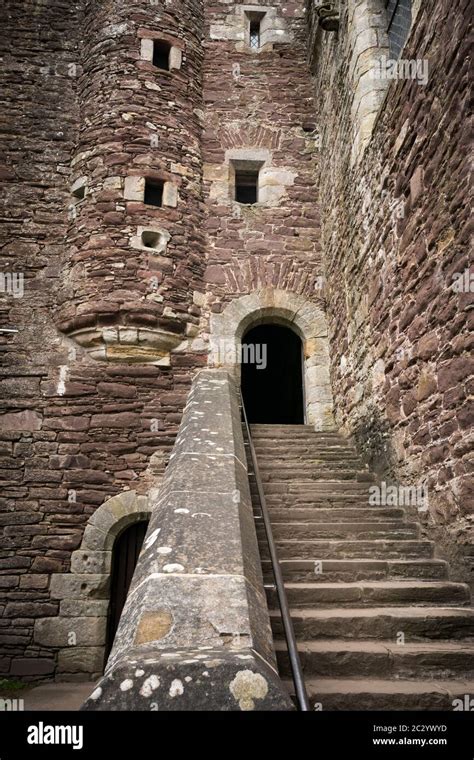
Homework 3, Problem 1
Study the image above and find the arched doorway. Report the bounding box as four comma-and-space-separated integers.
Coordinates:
105, 520, 149, 659
241, 323, 304, 424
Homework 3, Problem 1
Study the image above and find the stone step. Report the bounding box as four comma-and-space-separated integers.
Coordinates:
257, 521, 420, 540
269, 606, 474, 641
275, 639, 474, 679
253, 448, 361, 458
253, 442, 355, 452
253, 481, 372, 495
259, 507, 407, 522
250, 424, 321, 431
250, 426, 341, 436
251, 430, 473, 710
261, 558, 449, 582
263, 494, 378, 507
260, 539, 434, 559
256, 458, 363, 469
258, 469, 372, 482
254, 449, 360, 460
287, 677, 474, 711
252, 438, 350, 446
265, 581, 470, 608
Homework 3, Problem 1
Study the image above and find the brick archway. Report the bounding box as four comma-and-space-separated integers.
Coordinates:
33, 491, 151, 681
209, 289, 335, 430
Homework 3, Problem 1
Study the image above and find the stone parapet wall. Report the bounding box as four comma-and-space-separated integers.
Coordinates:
83, 369, 293, 710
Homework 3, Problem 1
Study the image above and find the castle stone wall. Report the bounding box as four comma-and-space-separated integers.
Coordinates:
309, 0, 473, 575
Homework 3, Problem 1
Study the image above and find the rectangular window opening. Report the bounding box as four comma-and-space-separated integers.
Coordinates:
249, 20, 261, 50
152, 40, 172, 70
144, 179, 164, 207
235, 170, 259, 205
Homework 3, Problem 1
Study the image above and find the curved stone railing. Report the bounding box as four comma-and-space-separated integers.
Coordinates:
83, 369, 293, 710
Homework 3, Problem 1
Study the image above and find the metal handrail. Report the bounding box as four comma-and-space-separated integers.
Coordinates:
241, 400, 310, 712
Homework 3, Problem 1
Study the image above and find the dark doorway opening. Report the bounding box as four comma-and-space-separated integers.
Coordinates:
241, 323, 304, 424
105, 520, 149, 660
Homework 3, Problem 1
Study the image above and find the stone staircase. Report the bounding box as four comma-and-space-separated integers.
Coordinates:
247, 424, 474, 710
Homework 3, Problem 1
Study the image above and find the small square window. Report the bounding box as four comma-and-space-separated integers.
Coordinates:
144, 179, 164, 207
235, 170, 259, 204
153, 40, 172, 70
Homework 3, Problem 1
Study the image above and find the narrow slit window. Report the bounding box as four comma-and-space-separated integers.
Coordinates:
152, 40, 172, 70
235, 170, 259, 204
249, 20, 261, 50
144, 179, 164, 207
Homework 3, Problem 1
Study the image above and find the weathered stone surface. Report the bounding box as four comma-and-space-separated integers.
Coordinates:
0, 0, 471, 699
85, 370, 292, 710
82, 647, 291, 711
50, 574, 109, 600
10, 658, 55, 677
309, 0, 472, 566
57, 647, 104, 675
34, 617, 106, 648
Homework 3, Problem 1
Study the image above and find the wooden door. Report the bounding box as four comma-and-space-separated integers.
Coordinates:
105, 520, 148, 660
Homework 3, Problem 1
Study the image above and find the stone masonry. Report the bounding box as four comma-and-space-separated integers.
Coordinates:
0, 0, 472, 699
308, 0, 473, 584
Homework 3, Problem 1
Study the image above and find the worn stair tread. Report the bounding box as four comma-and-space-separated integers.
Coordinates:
274, 639, 474, 655
274, 638, 474, 679
268, 558, 447, 568
276, 580, 469, 593
271, 537, 431, 545
262, 558, 449, 581
266, 581, 470, 607
293, 677, 474, 695
261, 539, 435, 560
261, 509, 408, 522
262, 520, 417, 529
269, 606, 474, 622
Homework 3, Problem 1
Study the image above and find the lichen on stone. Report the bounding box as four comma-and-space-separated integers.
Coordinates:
229, 669, 268, 710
